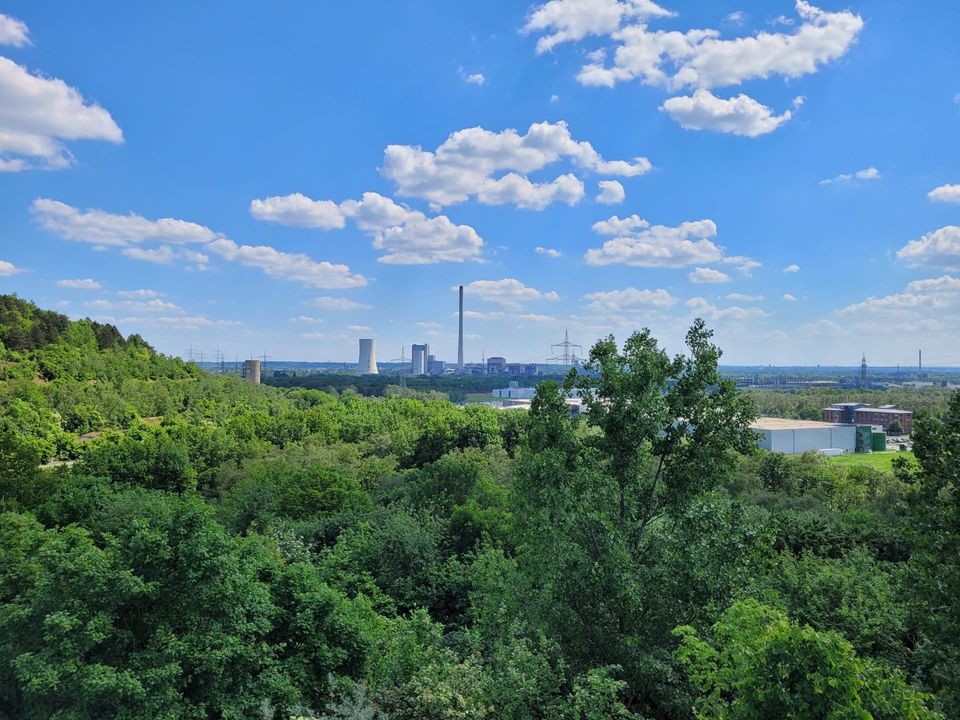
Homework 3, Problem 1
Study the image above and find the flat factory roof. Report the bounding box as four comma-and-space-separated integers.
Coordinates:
750, 417, 850, 431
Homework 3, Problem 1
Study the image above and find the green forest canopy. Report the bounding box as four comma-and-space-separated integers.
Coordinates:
0, 295, 957, 718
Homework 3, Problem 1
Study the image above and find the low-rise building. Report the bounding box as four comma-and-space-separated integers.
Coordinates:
751, 417, 856, 455
492, 381, 535, 399
822, 402, 913, 433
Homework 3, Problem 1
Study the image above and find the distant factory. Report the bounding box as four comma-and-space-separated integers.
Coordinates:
352, 283, 581, 378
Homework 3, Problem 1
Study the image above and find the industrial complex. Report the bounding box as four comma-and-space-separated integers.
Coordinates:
355, 283, 578, 378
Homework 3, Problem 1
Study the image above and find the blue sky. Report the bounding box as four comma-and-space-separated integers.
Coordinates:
1, 0, 959, 366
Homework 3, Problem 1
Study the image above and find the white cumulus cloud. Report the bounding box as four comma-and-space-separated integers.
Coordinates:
459, 67, 486, 85
380, 120, 651, 209
661, 90, 800, 137
820, 166, 880, 185
897, 226, 960, 272
206, 239, 367, 289
928, 184, 960, 204
460, 278, 559, 309
117, 289, 160, 299
686, 296, 769, 321
251, 191, 484, 264
722, 255, 762, 275
0, 13, 30, 47
585, 214, 756, 269
689, 267, 731, 283
584, 286, 677, 310
596, 179, 626, 204
250, 193, 346, 229
31, 199, 218, 247
523, 0, 675, 54
570, 1, 862, 91
0, 259, 22, 276
812, 276, 960, 342
307, 296, 372, 311
85, 297, 183, 314
55, 278, 102, 290
784, 263, 800, 272
535, 246, 563, 258
33, 198, 366, 288
592, 213, 649, 235
0, 56, 122, 171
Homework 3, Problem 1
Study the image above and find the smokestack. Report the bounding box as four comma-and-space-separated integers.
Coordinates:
458, 284, 464, 368
919, 349, 922, 375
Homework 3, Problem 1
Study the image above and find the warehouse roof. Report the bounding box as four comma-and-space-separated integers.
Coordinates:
750, 417, 851, 430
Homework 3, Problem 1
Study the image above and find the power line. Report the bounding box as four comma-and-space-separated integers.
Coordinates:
547, 330, 583, 368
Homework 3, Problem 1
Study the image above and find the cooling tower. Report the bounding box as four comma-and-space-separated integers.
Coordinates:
358, 338, 378, 375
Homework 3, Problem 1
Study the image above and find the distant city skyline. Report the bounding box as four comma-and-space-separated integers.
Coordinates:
2, 2, 959, 366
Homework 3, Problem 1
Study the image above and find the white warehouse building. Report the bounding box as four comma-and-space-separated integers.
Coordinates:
751, 417, 856, 455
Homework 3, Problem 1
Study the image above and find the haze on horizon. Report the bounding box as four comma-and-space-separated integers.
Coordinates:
1, 1, 959, 367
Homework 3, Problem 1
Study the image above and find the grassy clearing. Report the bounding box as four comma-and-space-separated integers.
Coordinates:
829, 451, 915, 472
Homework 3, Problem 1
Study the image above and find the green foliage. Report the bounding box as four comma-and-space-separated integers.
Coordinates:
0, 295, 71, 351
898, 392, 960, 716
673, 598, 940, 719
77, 426, 198, 493
572, 319, 757, 530
0, 479, 370, 718
773, 549, 907, 664
1, 298, 956, 717
560, 666, 643, 720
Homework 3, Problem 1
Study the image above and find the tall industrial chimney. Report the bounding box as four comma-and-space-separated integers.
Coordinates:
457, 284, 464, 368
358, 338, 378, 375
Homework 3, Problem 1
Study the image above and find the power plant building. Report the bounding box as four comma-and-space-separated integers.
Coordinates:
751, 417, 856, 455
487, 356, 506, 374
357, 338, 378, 375
411, 343, 429, 375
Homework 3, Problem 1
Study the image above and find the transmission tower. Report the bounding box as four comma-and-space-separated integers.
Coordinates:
387, 346, 408, 388
547, 330, 583, 368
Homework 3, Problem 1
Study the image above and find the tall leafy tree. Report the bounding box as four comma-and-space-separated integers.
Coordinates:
571, 319, 757, 532
511, 321, 758, 715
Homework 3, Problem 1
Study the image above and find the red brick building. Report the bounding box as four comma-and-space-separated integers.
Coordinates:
822, 402, 913, 434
